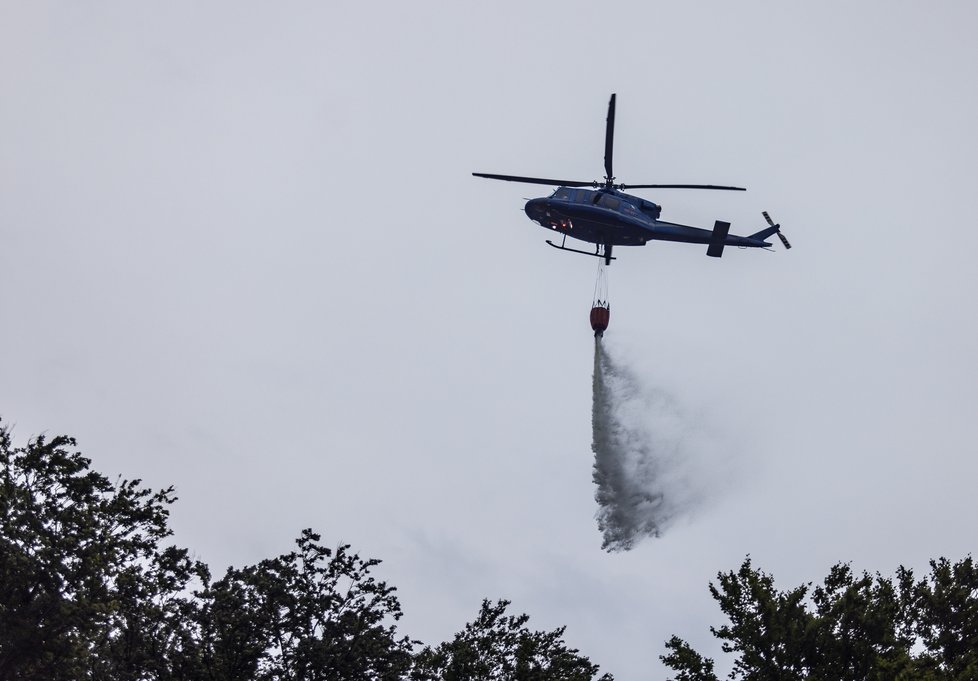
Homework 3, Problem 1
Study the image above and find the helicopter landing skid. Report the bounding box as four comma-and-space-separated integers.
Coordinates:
545, 238, 616, 262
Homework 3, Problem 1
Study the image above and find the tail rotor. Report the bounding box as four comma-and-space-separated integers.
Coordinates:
763, 211, 791, 249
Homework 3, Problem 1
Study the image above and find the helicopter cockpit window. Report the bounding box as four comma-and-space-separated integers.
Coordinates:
599, 195, 620, 210
553, 188, 573, 200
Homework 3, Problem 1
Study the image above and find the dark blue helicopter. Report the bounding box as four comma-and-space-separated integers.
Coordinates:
474, 94, 790, 265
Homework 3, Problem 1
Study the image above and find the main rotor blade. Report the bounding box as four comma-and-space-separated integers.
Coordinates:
604, 93, 616, 182
619, 183, 747, 191
472, 172, 596, 188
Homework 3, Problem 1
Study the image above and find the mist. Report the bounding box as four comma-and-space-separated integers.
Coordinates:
591, 338, 727, 551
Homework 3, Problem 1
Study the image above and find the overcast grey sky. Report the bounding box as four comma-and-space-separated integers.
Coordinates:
3, 2, 978, 678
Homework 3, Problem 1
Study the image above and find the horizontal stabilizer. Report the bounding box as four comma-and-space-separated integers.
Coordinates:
707, 220, 730, 257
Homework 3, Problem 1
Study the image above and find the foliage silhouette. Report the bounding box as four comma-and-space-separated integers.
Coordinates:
412, 599, 612, 681
0, 419, 610, 680
662, 556, 978, 681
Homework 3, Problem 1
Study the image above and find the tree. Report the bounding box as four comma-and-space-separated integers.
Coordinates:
661, 556, 978, 681
0, 420, 205, 680
195, 529, 415, 681
913, 556, 978, 679
412, 599, 613, 681
0, 419, 615, 679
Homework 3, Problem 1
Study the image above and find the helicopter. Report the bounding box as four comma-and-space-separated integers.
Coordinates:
473, 94, 790, 265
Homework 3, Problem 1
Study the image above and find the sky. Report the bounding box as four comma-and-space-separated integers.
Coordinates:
3, 2, 978, 678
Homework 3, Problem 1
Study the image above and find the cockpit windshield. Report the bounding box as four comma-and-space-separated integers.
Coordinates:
552, 187, 573, 200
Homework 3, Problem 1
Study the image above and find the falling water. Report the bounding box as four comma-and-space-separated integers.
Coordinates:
592, 338, 717, 551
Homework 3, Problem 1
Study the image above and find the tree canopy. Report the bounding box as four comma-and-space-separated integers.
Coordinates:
0, 419, 610, 680
412, 599, 612, 681
0, 425, 204, 679
195, 529, 416, 681
662, 556, 978, 681
14, 418, 978, 681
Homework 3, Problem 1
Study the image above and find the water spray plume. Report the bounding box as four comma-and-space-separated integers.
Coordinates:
592, 339, 664, 550
591, 339, 722, 551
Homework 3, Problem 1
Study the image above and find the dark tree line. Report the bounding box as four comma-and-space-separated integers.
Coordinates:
0, 422, 609, 680
663, 556, 978, 681
6, 419, 977, 681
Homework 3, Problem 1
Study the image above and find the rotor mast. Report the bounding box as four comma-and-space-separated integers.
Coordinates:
603, 94, 616, 190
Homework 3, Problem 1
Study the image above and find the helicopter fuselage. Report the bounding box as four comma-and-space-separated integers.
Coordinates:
525, 187, 771, 250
